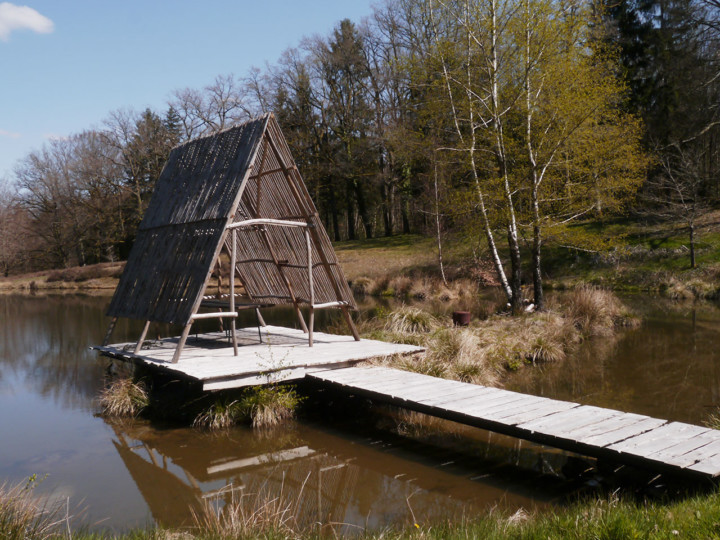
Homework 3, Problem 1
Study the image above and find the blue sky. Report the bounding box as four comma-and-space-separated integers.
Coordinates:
0, 0, 376, 181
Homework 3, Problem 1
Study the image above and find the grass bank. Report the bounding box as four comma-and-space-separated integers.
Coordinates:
4, 472, 720, 539
0, 261, 124, 294
350, 286, 638, 386
542, 210, 720, 300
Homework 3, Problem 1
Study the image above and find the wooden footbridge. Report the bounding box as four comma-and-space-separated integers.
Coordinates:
98, 329, 720, 482
309, 366, 720, 482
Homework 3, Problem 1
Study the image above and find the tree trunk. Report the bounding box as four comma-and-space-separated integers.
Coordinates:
532, 222, 543, 311
354, 179, 373, 239
346, 180, 356, 241
508, 225, 523, 314
690, 222, 696, 268
401, 200, 411, 234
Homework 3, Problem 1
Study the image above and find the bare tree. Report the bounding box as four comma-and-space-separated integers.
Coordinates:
169, 74, 256, 139
644, 144, 709, 268
0, 182, 30, 276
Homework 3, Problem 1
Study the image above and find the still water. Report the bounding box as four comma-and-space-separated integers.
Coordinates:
0, 293, 718, 532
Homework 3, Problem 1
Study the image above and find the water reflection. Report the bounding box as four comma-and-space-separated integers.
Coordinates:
2, 292, 720, 531
106, 417, 570, 531
506, 296, 720, 425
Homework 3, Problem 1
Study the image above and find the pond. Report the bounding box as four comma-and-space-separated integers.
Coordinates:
0, 293, 718, 533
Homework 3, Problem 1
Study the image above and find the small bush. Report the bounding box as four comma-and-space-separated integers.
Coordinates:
98, 378, 149, 418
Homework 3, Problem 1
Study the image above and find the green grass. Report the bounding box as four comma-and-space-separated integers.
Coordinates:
9, 488, 720, 539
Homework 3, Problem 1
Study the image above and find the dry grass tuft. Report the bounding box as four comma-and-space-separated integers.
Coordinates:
193, 399, 244, 430
194, 386, 302, 430
98, 378, 149, 418
0, 478, 64, 540
192, 479, 310, 538
384, 306, 442, 334
563, 285, 627, 336
350, 276, 374, 296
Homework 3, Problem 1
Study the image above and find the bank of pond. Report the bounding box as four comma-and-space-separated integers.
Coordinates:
1, 290, 720, 537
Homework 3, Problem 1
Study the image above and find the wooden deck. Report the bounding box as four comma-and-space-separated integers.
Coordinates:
93, 325, 423, 390
309, 366, 720, 481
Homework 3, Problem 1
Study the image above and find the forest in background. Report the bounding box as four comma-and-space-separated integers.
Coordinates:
1, 0, 719, 311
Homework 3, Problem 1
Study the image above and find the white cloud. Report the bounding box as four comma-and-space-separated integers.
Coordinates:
0, 3, 53, 42
0, 129, 21, 139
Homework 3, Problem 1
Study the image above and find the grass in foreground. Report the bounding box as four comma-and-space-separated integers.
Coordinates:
5, 473, 720, 540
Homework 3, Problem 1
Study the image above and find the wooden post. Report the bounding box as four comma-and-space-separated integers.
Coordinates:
230, 228, 239, 356
306, 228, 314, 347
102, 316, 118, 346
133, 320, 151, 354
172, 323, 193, 364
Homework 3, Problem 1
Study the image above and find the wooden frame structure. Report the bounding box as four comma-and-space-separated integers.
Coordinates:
103, 113, 359, 362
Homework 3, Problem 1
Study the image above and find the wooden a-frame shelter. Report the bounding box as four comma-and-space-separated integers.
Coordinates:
103, 113, 359, 363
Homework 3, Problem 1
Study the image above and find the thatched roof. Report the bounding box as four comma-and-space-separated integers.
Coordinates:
107, 113, 355, 326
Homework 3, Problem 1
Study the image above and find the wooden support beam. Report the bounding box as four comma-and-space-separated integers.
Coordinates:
306, 228, 314, 347
230, 228, 238, 356
191, 312, 239, 320
133, 320, 151, 354
172, 323, 193, 364
227, 218, 310, 229
103, 316, 118, 346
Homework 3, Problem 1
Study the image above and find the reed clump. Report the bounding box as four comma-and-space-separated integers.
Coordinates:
194, 385, 302, 430
98, 377, 149, 418
0, 478, 63, 540
192, 480, 308, 538
366, 286, 636, 381
563, 285, 639, 336
351, 272, 478, 302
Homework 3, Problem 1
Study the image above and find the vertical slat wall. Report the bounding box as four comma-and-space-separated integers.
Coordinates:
232, 117, 356, 309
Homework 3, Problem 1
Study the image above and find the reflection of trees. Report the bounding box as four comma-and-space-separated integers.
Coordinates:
506, 299, 720, 425
0, 295, 131, 410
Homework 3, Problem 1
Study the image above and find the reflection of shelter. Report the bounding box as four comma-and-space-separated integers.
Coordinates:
109, 422, 358, 529
103, 114, 358, 362
108, 420, 556, 530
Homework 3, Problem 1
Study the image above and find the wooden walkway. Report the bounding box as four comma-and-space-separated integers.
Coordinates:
309, 366, 720, 481
94, 325, 423, 391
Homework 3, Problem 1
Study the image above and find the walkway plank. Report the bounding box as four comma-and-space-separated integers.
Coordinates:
308, 366, 720, 481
